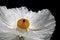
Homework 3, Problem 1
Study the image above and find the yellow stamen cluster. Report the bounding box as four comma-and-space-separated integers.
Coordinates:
17, 18, 30, 30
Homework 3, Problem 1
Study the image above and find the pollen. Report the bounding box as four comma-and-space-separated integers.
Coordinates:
17, 18, 30, 30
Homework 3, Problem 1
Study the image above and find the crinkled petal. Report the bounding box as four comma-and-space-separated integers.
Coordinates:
0, 32, 18, 40
0, 19, 18, 34
24, 36, 44, 40
17, 30, 43, 40
0, 20, 19, 40
0, 6, 21, 25
29, 9, 55, 29
29, 9, 56, 40
0, 20, 23, 40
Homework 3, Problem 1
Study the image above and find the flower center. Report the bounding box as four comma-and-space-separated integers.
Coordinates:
17, 18, 30, 30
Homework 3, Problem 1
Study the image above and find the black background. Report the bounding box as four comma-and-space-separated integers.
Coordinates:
0, 0, 57, 40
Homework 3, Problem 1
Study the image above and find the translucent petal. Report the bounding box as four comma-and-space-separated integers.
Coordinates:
0, 6, 21, 25
0, 20, 18, 40
29, 9, 56, 39
18, 30, 46, 40
19, 7, 29, 17
0, 32, 18, 40
29, 9, 55, 30
24, 36, 43, 40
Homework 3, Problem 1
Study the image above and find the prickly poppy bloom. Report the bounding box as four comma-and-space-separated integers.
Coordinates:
0, 6, 56, 40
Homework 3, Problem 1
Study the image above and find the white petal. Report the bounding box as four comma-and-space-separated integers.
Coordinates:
0, 6, 24, 24
16, 30, 39, 39
19, 7, 29, 17
0, 17, 18, 34
0, 20, 16, 34
29, 9, 55, 29
0, 32, 18, 40
0, 6, 8, 25
24, 37, 43, 40
15, 7, 29, 18
29, 9, 56, 40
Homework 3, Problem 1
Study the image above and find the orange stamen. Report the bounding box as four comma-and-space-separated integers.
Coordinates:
17, 18, 30, 30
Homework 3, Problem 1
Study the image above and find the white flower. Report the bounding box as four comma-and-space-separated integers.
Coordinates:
0, 6, 56, 40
